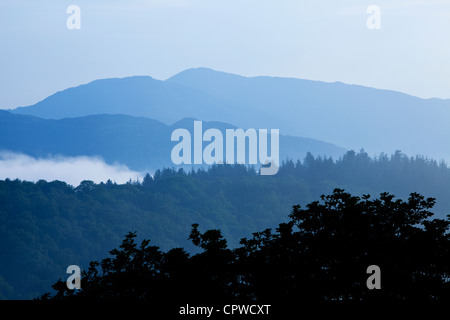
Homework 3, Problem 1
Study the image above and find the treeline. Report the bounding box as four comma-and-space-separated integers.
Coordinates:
41, 189, 450, 303
1, 149, 450, 299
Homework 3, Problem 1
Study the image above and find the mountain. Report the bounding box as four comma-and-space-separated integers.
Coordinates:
0, 111, 346, 172
0, 111, 171, 171
167, 68, 450, 160
12, 76, 257, 127
11, 68, 450, 161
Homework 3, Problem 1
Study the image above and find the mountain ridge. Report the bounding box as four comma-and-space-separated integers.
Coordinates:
0, 110, 347, 172
10, 68, 450, 162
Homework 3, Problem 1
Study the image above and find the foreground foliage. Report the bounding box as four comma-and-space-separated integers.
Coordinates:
41, 189, 450, 303
2, 150, 450, 299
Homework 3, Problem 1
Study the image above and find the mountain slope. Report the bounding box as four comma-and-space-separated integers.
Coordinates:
12, 76, 257, 126
167, 68, 450, 160
11, 68, 450, 161
0, 111, 346, 172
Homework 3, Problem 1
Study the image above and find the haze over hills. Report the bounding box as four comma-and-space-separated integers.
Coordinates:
3, 71, 450, 302
0, 111, 346, 173
12, 68, 450, 163
168, 68, 450, 160
11, 75, 256, 128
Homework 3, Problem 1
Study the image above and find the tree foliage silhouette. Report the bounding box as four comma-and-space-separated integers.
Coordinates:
5, 150, 450, 299
40, 189, 449, 303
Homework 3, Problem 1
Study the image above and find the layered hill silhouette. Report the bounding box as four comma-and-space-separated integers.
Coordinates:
2, 68, 450, 301
0, 111, 346, 172
12, 75, 255, 126
11, 68, 450, 162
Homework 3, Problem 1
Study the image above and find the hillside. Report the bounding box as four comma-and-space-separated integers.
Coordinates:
11, 75, 255, 127
168, 68, 450, 160
1, 150, 450, 299
0, 111, 346, 172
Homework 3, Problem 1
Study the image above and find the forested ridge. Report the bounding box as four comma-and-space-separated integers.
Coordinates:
1, 149, 450, 299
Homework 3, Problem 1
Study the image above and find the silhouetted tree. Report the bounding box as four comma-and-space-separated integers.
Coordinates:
39, 189, 449, 303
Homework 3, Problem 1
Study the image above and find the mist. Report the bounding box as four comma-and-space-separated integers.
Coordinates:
0, 151, 144, 186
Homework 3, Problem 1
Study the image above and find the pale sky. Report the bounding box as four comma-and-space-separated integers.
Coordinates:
0, 0, 449, 108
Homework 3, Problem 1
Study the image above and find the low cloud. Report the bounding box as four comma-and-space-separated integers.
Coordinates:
0, 151, 144, 186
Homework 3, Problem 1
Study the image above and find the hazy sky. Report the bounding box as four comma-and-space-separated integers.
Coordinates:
0, 0, 449, 108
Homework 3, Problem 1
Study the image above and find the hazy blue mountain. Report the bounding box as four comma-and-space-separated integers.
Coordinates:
12, 76, 257, 127
0, 111, 346, 172
168, 68, 450, 161
12, 68, 450, 161
0, 111, 172, 171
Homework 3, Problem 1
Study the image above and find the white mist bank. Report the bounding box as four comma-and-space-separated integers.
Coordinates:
0, 152, 144, 186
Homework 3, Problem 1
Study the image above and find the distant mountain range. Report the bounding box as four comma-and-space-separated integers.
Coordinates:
11, 68, 450, 162
0, 111, 346, 172
12, 75, 253, 126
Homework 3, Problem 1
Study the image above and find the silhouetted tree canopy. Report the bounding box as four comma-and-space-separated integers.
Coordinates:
39, 189, 449, 303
